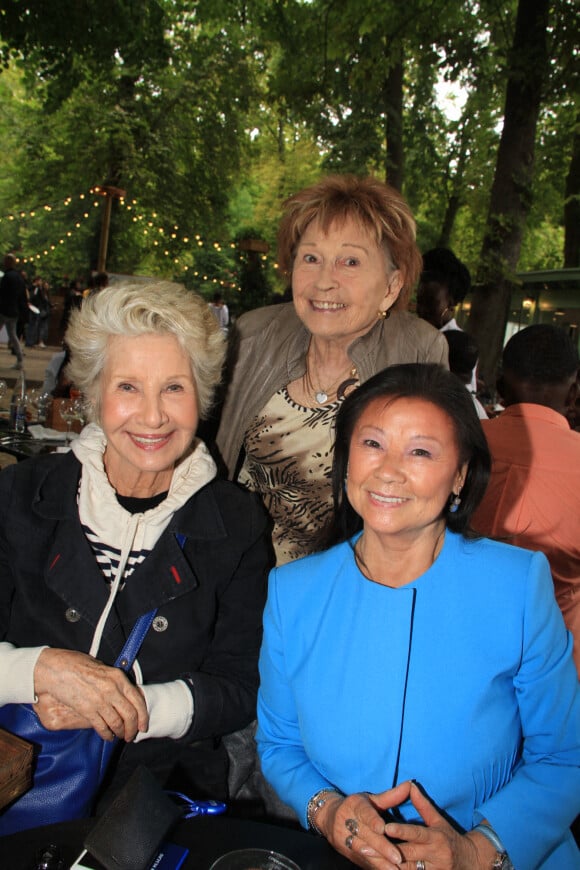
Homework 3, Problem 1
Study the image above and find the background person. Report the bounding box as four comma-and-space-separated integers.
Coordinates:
472, 323, 580, 675
416, 246, 477, 392
442, 329, 488, 419
85, 271, 109, 298
60, 278, 84, 331
0, 253, 27, 369
26, 276, 52, 348
209, 291, 229, 333
415, 246, 471, 332
217, 174, 448, 565
42, 344, 69, 397
0, 281, 270, 813
257, 363, 580, 870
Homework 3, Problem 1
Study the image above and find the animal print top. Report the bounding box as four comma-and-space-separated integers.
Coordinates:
239, 387, 339, 565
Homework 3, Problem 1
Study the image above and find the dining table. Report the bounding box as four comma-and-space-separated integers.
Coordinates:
0, 813, 358, 870
0, 417, 71, 462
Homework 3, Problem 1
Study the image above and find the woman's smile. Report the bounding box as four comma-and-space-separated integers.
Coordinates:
100, 333, 199, 496
128, 432, 174, 449
309, 299, 347, 312
367, 491, 407, 505
292, 217, 401, 345
346, 395, 467, 543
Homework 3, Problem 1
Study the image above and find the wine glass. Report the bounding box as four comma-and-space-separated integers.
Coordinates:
26, 388, 52, 425
59, 398, 85, 444
25, 387, 41, 423
70, 397, 86, 429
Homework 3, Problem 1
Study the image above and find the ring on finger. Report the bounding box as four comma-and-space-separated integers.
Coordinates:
345, 818, 359, 836
416, 861, 426, 870
345, 835, 355, 850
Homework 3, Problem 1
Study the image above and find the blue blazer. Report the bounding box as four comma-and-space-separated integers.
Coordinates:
257, 531, 580, 870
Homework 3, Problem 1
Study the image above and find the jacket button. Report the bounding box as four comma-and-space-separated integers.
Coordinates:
152, 616, 168, 632
65, 607, 81, 623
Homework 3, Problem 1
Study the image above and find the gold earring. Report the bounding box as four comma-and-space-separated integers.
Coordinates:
377, 309, 387, 320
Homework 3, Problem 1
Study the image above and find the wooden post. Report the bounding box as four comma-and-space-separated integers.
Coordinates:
97, 194, 113, 273
94, 185, 127, 273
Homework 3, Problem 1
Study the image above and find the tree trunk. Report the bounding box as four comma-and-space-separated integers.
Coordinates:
437, 117, 469, 247
467, 0, 550, 386
277, 112, 286, 162
437, 193, 461, 249
384, 48, 404, 191
564, 112, 580, 268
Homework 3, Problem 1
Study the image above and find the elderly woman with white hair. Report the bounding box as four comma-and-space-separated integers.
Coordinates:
0, 281, 270, 821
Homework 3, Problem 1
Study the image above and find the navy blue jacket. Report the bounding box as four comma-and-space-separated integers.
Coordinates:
0, 450, 271, 798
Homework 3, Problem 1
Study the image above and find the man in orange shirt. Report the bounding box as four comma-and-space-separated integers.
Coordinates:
472, 324, 580, 675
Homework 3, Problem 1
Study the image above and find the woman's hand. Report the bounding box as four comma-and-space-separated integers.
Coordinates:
33, 648, 149, 741
384, 782, 498, 869
33, 694, 93, 732
316, 782, 413, 868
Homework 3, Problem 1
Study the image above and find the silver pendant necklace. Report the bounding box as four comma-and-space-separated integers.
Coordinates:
305, 358, 358, 404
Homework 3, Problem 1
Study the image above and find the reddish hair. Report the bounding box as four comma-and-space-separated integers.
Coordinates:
277, 174, 422, 305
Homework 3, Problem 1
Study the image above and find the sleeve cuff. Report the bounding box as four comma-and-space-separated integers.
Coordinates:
0, 643, 48, 704
134, 679, 194, 742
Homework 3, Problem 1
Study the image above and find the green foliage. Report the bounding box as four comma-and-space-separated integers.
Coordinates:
0, 1, 261, 277
0, 0, 170, 105
0, 0, 576, 304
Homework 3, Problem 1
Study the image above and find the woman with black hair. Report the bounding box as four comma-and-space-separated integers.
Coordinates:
257, 363, 580, 870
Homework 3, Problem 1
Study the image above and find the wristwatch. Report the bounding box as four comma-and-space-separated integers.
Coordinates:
473, 823, 514, 869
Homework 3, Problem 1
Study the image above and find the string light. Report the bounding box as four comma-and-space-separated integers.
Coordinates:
11, 190, 97, 264
3, 187, 273, 283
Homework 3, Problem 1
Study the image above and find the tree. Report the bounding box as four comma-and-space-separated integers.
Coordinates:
564, 111, 580, 268
0, 0, 575, 307
0, 0, 170, 105
468, 0, 550, 384
518, 0, 580, 271
0, 2, 261, 275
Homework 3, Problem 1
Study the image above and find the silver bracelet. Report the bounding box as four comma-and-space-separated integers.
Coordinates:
472, 823, 514, 869
306, 787, 344, 836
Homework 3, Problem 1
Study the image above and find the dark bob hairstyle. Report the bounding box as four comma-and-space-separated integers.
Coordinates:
328, 363, 491, 545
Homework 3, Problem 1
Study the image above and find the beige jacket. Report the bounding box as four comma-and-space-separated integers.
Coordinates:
216, 303, 448, 478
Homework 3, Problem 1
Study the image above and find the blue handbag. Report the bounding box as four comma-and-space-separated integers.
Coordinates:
0, 608, 157, 836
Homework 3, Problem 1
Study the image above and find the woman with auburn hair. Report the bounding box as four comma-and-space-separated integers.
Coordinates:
218, 174, 448, 565
0, 281, 270, 827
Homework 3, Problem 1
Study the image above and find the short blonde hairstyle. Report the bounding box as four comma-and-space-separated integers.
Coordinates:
65, 281, 225, 422
277, 174, 422, 305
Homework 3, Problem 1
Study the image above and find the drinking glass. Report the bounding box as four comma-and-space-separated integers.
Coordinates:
59, 397, 85, 443
71, 397, 86, 428
209, 850, 301, 870
35, 391, 52, 425
25, 387, 41, 423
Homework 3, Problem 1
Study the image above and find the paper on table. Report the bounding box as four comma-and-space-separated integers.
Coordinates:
27, 424, 79, 441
